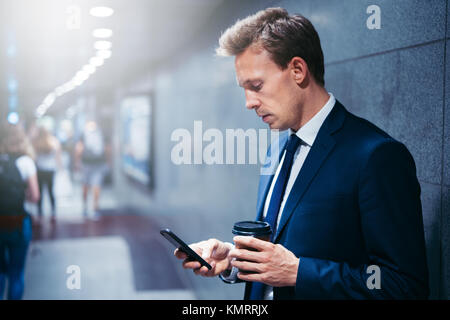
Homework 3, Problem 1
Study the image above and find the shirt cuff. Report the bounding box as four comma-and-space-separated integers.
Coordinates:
219, 242, 244, 284
219, 265, 243, 284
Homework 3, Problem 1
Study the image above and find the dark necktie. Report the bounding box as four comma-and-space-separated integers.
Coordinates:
249, 133, 302, 300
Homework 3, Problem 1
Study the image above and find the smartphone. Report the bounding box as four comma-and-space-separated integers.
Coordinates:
160, 228, 212, 270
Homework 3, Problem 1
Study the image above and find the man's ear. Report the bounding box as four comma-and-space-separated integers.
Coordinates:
290, 57, 308, 85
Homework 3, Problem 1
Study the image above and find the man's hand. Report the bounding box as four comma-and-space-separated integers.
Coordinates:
229, 236, 299, 287
174, 238, 233, 277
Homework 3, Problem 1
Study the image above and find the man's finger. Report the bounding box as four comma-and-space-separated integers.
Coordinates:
174, 248, 188, 259
205, 261, 217, 276
231, 260, 261, 273
201, 239, 218, 260
237, 271, 263, 283
183, 259, 201, 270
229, 248, 263, 262
193, 267, 202, 275
233, 236, 273, 251
193, 265, 209, 275
198, 265, 211, 275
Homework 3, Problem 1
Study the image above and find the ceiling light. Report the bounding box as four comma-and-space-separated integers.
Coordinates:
62, 82, 75, 93
83, 64, 96, 74
90, 7, 114, 17
35, 104, 49, 118
92, 28, 113, 38
54, 86, 65, 97
89, 56, 104, 67
73, 77, 84, 86
94, 40, 112, 50
96, 50, 112, 59
75, 70, 89, 81
7, 112, 19, 124
43, 93, 56, 106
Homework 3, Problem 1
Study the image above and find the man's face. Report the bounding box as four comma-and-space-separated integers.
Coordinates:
235, 46, 303, 131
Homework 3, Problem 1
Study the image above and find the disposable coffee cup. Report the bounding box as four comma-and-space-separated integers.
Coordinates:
226, 221, 272, 283
232, 220, 272, 242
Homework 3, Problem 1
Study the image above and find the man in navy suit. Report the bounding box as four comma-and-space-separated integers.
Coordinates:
174, 7, 429, 299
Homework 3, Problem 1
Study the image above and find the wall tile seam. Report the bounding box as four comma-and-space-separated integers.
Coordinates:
439, 0, 448, 300
325, 38, 447, 67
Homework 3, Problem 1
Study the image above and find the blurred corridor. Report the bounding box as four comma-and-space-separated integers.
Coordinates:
23, 151, 196, 299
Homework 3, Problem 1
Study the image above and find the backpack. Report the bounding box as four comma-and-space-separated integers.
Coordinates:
0, 154, 26, 216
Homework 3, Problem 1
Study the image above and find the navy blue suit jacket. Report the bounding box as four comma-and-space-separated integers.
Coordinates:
245, 100, 429, 299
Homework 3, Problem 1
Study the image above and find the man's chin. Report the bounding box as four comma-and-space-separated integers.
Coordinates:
268, 122, 288, 131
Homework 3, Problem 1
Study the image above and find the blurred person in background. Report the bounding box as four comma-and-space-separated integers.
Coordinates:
0, 122, 40, 300
74, 121, 111, 219
32, 127, 62, 220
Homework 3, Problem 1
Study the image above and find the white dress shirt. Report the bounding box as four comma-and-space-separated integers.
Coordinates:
262, 93, 336, 300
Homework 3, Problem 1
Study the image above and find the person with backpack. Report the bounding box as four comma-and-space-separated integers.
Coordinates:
0, 122, 40, 300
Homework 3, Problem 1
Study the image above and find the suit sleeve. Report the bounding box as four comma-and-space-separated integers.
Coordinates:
294, 141, 429, 299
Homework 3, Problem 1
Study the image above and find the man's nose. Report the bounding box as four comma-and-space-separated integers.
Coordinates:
245, 91, 260, 110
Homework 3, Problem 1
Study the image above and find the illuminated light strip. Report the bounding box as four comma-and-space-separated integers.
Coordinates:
34, 52, 108, 118
35, 7, 114, 118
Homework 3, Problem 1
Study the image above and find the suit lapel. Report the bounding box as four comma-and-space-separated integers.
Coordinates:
274, 101, 347, 242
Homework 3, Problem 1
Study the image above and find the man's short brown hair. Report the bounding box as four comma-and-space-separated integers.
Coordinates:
216, 7, 325, 86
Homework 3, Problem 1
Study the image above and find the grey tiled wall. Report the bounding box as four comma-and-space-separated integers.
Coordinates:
114, 0, 449, 299
310, 0, 448, 299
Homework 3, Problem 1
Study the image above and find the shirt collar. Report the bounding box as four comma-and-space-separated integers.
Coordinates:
289, 92, 336, 147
